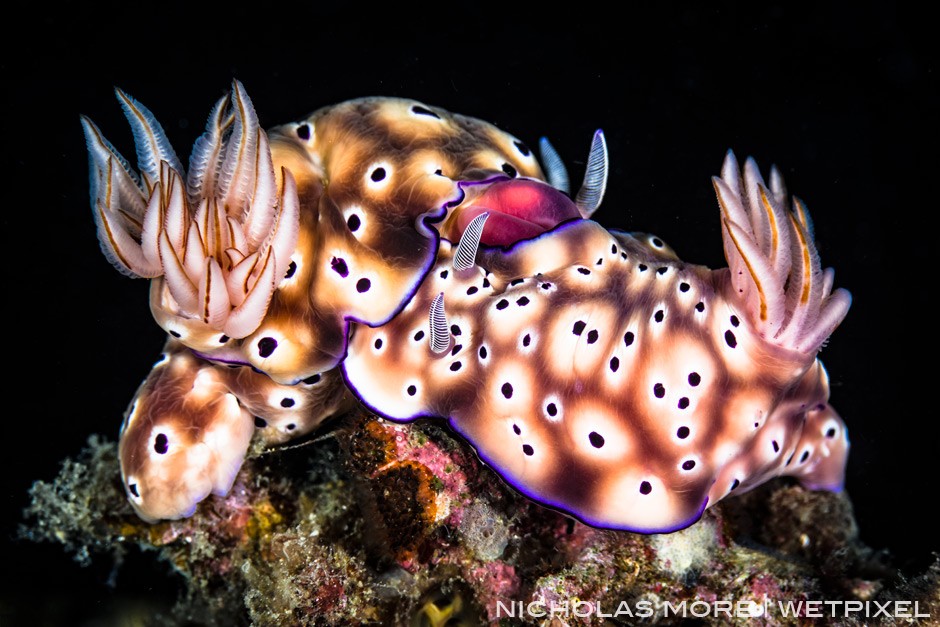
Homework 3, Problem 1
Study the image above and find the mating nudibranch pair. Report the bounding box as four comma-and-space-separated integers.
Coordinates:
83, 81, 851, 531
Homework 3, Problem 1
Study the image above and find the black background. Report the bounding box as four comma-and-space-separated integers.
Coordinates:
2, 3, 935, 622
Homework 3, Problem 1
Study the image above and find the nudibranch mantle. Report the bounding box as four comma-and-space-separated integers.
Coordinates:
83, 82, 851, 529
344, 216, 849, 532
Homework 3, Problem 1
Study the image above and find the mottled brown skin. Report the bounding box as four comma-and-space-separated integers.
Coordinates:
343, 221, 848, 532
197, 98, 547, 384
97, 89, 849, 528
119, 339, 351, 521
110, 93, 562, 521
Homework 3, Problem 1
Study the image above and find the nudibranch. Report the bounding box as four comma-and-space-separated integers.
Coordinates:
83, 82, 851, 530
118, 339, 352, 520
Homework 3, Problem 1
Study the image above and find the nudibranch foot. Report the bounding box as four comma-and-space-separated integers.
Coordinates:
705, 359, 850, 505
119, 339, 350, 521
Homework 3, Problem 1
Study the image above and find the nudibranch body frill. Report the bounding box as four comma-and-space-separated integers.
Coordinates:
83, 83, 851, 529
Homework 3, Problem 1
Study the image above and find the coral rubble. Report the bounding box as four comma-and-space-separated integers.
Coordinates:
22, 412, 939, 626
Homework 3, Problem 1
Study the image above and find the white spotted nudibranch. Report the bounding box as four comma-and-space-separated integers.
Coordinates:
83, 81, 851, 530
